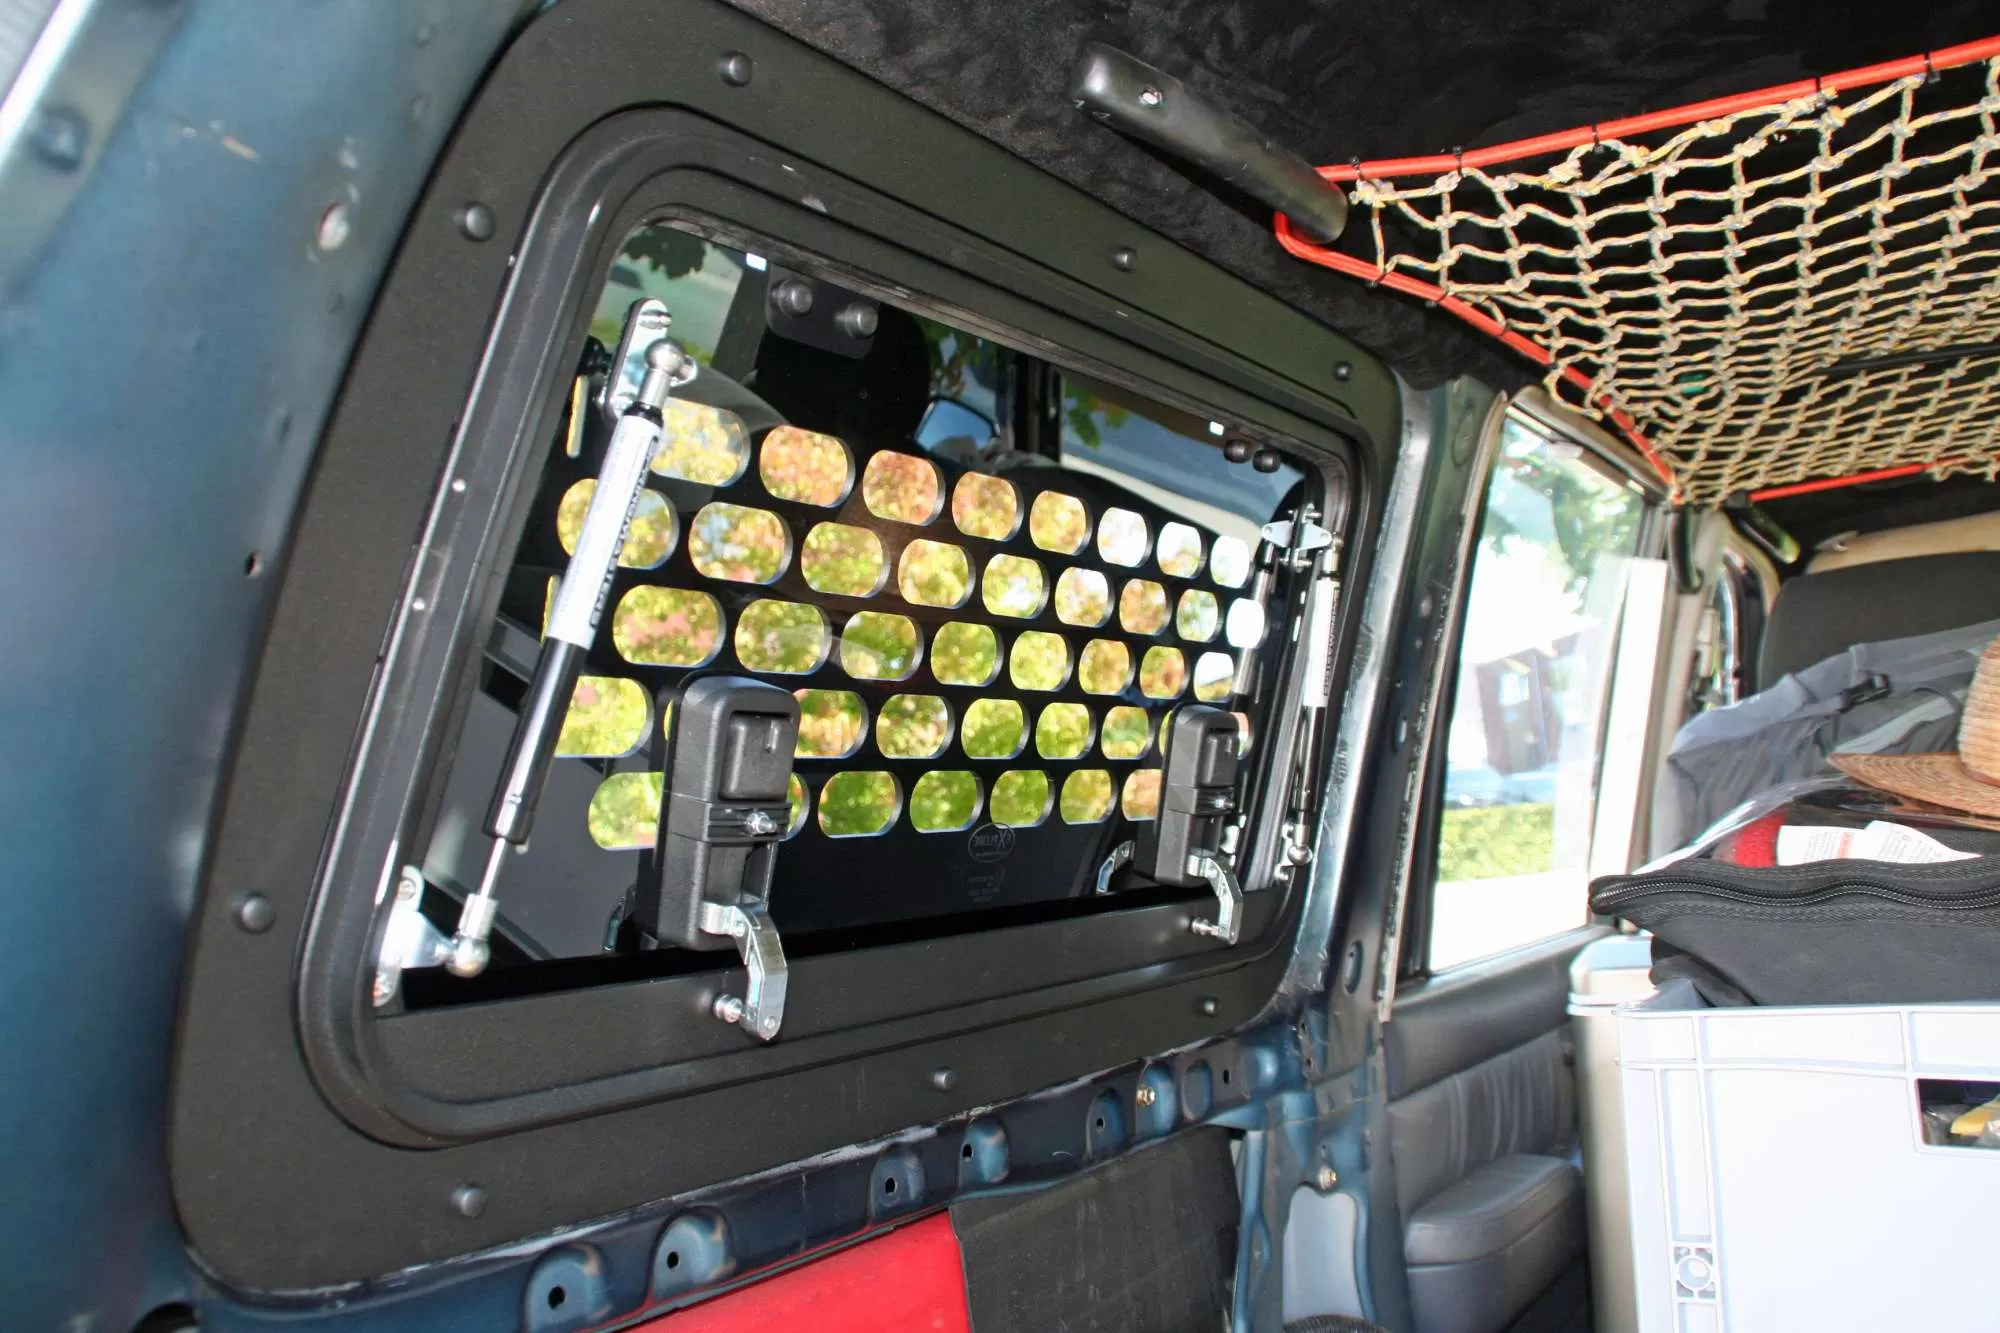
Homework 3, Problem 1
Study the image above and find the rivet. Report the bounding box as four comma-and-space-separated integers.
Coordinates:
456, 202, 496, 243
1135, 1085, 1157, 1107
719, 51, 753, 86
1110, 246, 1137, 271
450, 477, 466, 494
411, 597, 427, 612
1334, 361, 1353, 381
1222, 438, 1253, 464
1198, 996, 1219, 1017
1316, 1165, 1340, 1192
316, 202, 353, 252
1139, 86, 1164, 107
931, 1066, 957, 1091
244, 552, 263, 579
451, 1184, 487, 1218
30, 106, 89, 173
233, 893, 275, 934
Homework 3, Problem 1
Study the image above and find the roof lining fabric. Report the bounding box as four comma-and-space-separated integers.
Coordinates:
1278, 36, 2000, 505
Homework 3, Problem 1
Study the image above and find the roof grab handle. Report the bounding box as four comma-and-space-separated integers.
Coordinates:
1069, 42, 1348, 245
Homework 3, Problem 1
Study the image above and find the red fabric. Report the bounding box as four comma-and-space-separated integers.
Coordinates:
1717, 811, 1786, 868
635, 1213, 971, 1333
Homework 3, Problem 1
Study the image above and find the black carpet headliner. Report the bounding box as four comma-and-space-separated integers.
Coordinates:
730, 0, 2000, 390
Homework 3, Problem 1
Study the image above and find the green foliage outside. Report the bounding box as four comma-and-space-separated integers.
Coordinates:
1100, 706, 1152, 759
1009, 632, 1070, 691
982, 555, 1046, 618
962, 699, 1026, 759
1078, 639, 1131, 694
1437, 803, 1555, 881
795, 689, 864, 757
818, 771, 899, 836
840, 612, 920, 679
1139, 646, 1186, 699
1119, 580, 1168, 634
612, 586, 720, 666
990, 771, 1052, 827
900, 539, 971, 607
862, 452, 941, 525
1035, 703, 1092, 760
910, 771, 980, 832
801, 523, 885, 597
931, 621, 998, 686
735, 599, 827, 673
876, 694, 952, 758
587, 771, 664, 850
556, 481, 677, 570
1059, 770, 1113, 823
690, 503, 789, 583
1055, 569, 1110, 627
1030, 493, 1090, 554
555, 676, 649, 758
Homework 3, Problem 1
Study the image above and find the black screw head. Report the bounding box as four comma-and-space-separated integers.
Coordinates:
719, 51, 753, 86
1110, 246, 1136, 271
1222, 438, 1253, 464
451, 1184, 488, 1218
232, 893, 275, 934
456, 202, 495, 243
1198, 996, 1220, 1017
1333, 361, 1353, 382
930, 1066, 957, 1092
30, 106, 89, 173
1252, 448, 1282, 473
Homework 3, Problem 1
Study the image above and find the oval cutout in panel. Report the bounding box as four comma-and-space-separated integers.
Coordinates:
1121, 769, 1162, 821
656, 401, 751, 486
961, 699, 1027, 760
1078, 639, 1133, 696
910, 771, 982, 833
801, 522, 888, 597
1193, 652, 1236, 703
1209, 535, 1252, 588
557, 481, 677, 570
876, 694, 953, 759
1139, 646, 1187, 699
794, 689, 867, 758
784, 773, 809, 838
1029, 491, 1090, 554
981, 554, 1047, 619
840, 611, 923, 681
1156, 522, 1205, 578
1118, 580, 1170, 635
760, 426, 853, 506
1097, 508, 1150, 567
588, 771, 664, 850
818, 771, 901, 837
556, 676, 651, 758
1176, 589, 1220, 642
951, 473, 1021, 541
861, 451, 943, 525
1100, 706, 1152, 760
1225, 597, 1266, 649
613, 586, 724, 667
989, 770, 1053, 828
931, 621, 1000, 687
1060, 769, 1115, 824
1054, 567, 1111, 628
689, 502, 791, 584
1009, 631, 1071, 691
899, 539, 973, 608
735, 599, 830, 674
1035, 703, 1093, 760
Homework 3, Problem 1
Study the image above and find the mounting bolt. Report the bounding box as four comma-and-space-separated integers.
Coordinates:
835, 302, 879, 338
232, 893, 275, 934
1110, 246, 1137, 272
1198, 996, 1220, 1017
456, 202, 496, 243
1252, 448, 1282, 474
931, 1066, 957, 1092
1334, 361, 1353, 382
713, 995, 746, 1025
1135, 1085, 1157, 1108
1222, 438, 1253, 464
771, 278, 814, 316
30, 106, 89, 173
451, 1184, 487, 1219
718, 51, 753, 86
1316, 1165, 1339, 1192
744, 809, 778, 836
1139, 86, 1164, 108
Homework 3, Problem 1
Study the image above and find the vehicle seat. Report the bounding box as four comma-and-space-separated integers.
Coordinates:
1758, 550, 2000, 688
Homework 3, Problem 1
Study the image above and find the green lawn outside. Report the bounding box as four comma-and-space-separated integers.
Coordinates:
1437, 802, 1555, 881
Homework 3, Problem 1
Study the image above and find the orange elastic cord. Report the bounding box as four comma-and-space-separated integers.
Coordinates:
1748, 460, 1963, 503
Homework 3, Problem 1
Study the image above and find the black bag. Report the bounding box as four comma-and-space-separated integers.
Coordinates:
1590, 856, 2000, 1006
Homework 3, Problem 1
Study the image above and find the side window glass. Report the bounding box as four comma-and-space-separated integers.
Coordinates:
1428, 417, 1647, 971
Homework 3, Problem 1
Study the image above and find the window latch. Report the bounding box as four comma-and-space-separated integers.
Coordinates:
1100, 706, 1244, 944
445, 298, 694, 978
646, 677, 800, 1041
1261, 516, 1334, 570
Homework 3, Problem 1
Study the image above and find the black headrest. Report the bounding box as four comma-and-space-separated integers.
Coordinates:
1758, 551, 2000, 688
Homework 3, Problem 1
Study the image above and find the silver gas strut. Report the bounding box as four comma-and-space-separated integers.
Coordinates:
447, 304, 694, 977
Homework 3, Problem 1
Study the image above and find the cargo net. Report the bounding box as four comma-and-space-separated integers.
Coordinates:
1277, 38, 2000, 504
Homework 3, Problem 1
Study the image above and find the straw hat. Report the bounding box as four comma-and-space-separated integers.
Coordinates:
1835, 635, 2000, 818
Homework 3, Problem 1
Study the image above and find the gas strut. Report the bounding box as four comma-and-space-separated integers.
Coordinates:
447, 304, 695, 977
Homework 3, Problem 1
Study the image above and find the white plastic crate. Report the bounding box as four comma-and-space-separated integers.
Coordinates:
1617, 984, 2000, 1331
